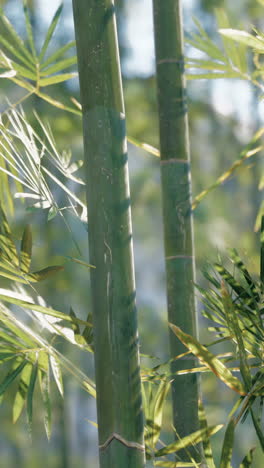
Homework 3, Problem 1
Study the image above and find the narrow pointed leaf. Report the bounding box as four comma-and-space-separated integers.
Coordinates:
26, 361, 38, 437
0, 8, 34, 64
30, 265, 64, 282
39, 369, 52, 439
23, 0, 37, 58
20, 224, 32, 273
198, 400, 216, 468
0, 203, 19, 265
40, 41, 76, 70
0, 293, 89, 326
0, 360, 27, 396
39, 4, 63, 62
169, 324, 246, 395
219, 419, 235, 468
239, 448, 255, 468
39, 72, 77, 87
13, 362, 32, 423
219, 29, 264, 52
40, 57, 77, 76
155, 425, 223, 457
49, 354, 63, 396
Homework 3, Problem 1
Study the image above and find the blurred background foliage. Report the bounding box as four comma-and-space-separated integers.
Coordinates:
0, 0, 263, 466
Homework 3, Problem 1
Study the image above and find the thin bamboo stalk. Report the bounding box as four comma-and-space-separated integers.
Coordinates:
152, 0, 203, 463
72, 1, 145, 467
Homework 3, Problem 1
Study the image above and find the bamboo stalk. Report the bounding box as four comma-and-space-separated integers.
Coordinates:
152, 0, 203, 463
72, 2, 145, 467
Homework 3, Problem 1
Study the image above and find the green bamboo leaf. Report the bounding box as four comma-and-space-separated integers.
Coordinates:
127, 136, 160, 157
36, 91, 81, 115
6, 58, 36, 80
13, 362, 32, 423
187, 72, 241, 80
219, 419, 235, 468
221, 284, 252, 391
39, 369, 52, 439
192, 145, 262, 210
0, 35, 34, 70
82, 380, 96, 399
39, 4, 63, 62
40, 57, 77, 77
0, 203, 19, 265
0, 8, 34, 65
145, 379, 171, 449
0, 360, 27, 396
20, 224, 32, 273
239, 448, 255, 468
23, 0, 37, 58
29, 265, 64, 282
216, 10, 247, 74
155, 425, 223, 457
198, 400, 216, 468
27, 361, 38, 438
169, 324, 246, 395
49, 354, 63, 396
214, 264, 251, 300
9, 75, 35, 92
219, 29, 264, 52
39, 72, 77, 87
40, 41, 76, 70
0, 292, 89, 326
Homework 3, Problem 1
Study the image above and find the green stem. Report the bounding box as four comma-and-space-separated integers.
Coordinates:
152, 0, 203, 463
72, 1, 145, 467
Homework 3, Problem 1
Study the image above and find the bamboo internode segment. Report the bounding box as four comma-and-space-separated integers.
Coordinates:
72, 1, 145, 467
153, 0, 203, 463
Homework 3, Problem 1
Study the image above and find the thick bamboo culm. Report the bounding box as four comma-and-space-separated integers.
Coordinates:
152, 0, 203, 463
72, 1, 145, 467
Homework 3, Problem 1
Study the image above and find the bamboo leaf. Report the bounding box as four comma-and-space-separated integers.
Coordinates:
23, 0, 37, 58
40, 41, 76, 70
40, 57, 77, 76
239, 448, 255, 468
20, 224, 32, 273
49, 354, 63, 396
39, 4, 63, 62
219, 419, 235, 468
39, 369, 52, 439
221, 284, 252, 391
219, 29, 264, 52
0, 7, 34, 65
0, 292, 89, 326
0, 360, 27, 396
39, 72, 77, 87
198, 400, 216, 468
36, 91, 81, 115
128, 136, 160, 157
169, 324, 246, 395
30, 265, 64, 282
154, 425, 223, 457
13, 362, 32, 423
0, 203, 19, 265
145, 379, 171, 450
26, 360, 38, 438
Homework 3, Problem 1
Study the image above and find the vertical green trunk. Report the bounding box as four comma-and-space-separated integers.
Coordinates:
152, 0, 202, 463
72, 2, 145, 467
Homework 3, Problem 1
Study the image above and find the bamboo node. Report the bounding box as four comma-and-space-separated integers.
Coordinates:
99, 432, 145, 452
